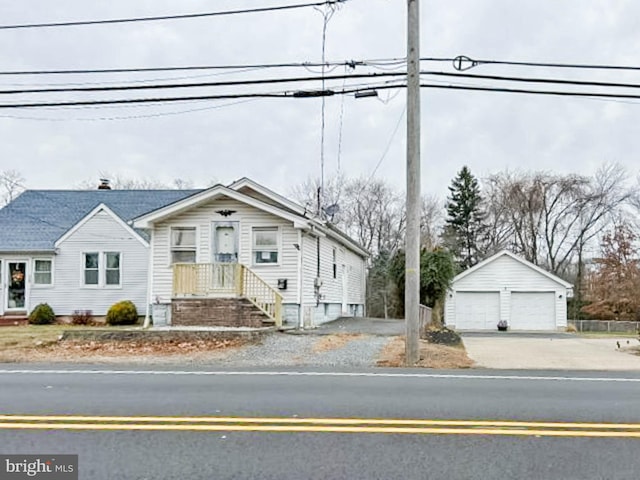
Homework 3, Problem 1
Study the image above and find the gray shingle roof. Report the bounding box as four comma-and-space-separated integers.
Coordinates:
0, 189, 201, 252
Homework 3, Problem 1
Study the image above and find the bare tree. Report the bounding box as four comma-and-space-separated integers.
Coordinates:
289, 173, 347, 221
76, 172, 197, 190
421, 194, 442, 250
484, 165, 630, 279
0, 169, 25, 206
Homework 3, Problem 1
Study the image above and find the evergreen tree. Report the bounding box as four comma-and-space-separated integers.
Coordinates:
443, 166, 486, 269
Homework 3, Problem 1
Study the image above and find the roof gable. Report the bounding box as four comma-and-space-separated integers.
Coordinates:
55, 203, 149, 248
133, 185, 310, 228
452, 250, 573, 288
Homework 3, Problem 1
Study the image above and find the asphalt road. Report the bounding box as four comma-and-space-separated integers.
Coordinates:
1, 365, 639, 479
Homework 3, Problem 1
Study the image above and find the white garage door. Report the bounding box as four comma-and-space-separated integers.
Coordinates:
510, 292, 556, 331
455, 292, 500, 330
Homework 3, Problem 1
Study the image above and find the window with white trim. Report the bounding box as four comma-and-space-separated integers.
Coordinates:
84, 253, 99, 285
34, 259, 52, 285
105, 252, 121, 286
83, 252, 122, 287
252, 227, 278, 264
171, 227, 196, 263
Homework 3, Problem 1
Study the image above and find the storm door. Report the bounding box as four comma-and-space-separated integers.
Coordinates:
6, 261, 27, 311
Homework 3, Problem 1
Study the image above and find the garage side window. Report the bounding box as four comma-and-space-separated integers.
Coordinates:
171, 227, 196, 263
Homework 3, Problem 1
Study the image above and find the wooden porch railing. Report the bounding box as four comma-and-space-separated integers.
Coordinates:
237, 264, 282, 328
173, 263, 237, 296
173, 263, 283, 327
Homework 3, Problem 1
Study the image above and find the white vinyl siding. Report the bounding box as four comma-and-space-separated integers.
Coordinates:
151, 198, 300, 304
299, 232, 366, 323
29, 209, 148, 316
147, 196, 367, 323
445, 253, 569, 331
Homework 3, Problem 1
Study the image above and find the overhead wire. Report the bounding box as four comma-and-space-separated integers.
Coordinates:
8, 70, 640, 96
9, 82, 640, 110
0, 0, 348, 30
0, 99, 257, 122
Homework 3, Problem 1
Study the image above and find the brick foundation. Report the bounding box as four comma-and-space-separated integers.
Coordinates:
171, 298, 269, 328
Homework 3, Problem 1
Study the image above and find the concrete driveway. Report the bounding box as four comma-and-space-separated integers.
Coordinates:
462, 333, 640, 370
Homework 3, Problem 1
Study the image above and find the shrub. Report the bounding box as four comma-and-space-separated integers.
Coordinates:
105, 300, 138, 326
71, 309, 93, 326
28, 303, 56, 325
565, 324, 578, 333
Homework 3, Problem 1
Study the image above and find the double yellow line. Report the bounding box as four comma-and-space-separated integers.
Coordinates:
1, 415, 639, 438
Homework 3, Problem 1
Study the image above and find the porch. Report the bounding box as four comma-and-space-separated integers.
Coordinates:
172, 263, 283, 327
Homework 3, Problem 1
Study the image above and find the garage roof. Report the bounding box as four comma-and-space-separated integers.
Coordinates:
453, 250, 573, 288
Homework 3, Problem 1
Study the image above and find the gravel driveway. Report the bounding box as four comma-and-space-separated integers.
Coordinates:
462, 333, 640, 370
212, 332, 392, 368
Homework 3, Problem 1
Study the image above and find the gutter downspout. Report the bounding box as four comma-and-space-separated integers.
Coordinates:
142, 229, 154, 329
297, 229, 304, 329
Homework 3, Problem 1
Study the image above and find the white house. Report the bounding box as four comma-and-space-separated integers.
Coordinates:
444, 250, 573, 331
0, 188, 198, 319
133, 178, 368, 328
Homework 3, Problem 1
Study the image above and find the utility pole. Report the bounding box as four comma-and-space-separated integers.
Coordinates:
405, 0, 421, 365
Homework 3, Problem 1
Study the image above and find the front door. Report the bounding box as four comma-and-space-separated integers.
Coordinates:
6, 261, 27, 312
212, 222, 239, 263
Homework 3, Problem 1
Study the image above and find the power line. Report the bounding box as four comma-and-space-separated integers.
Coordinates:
428, 71, 640, 90
0, 1, 348, 30
9, 55, 640, 78
0, 59, 401, 76
0, 99, 257, 122
449, 55, 640, 72
10, 70, 640, 97
9, 81, 640, 110
368, 105, 406, 181
0, 71, 405, 95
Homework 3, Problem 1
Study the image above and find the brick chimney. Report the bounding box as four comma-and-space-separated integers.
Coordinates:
98, 178, 111, 190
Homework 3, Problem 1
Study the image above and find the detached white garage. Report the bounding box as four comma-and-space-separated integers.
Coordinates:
445, 250, 573, 331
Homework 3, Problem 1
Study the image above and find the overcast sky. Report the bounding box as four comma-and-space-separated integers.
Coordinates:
1, 0, 639, 202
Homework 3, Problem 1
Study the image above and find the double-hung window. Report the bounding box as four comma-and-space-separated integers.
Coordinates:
84, 253, 99, 286
252, 227, 278, 264
34, 259, 53, 285
83, 252, 121, 287
105, 252, 121, 286
171, 227, 197, 263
